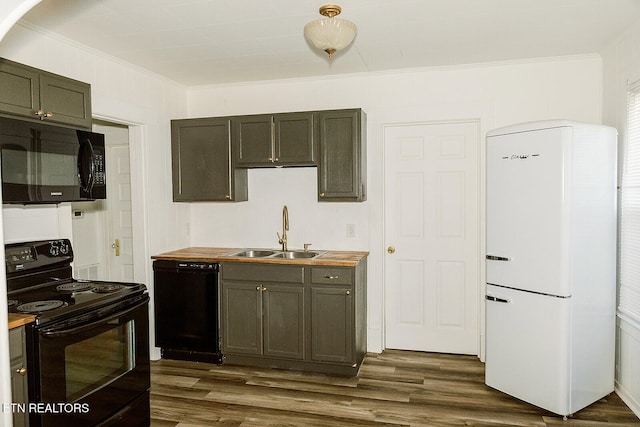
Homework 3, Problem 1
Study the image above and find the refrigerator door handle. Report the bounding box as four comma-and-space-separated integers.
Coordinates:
486, 255, 511, 261
486, 295, 511, 303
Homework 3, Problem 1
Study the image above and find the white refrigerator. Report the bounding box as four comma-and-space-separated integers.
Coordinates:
485, 120, 617, 417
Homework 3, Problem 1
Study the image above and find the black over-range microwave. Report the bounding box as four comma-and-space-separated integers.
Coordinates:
0, 116, 106, 203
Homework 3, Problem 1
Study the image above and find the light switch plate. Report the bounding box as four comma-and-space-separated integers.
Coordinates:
346, 223, 356, 238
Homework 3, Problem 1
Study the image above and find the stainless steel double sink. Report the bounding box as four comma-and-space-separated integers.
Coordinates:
226, 249, 326, 260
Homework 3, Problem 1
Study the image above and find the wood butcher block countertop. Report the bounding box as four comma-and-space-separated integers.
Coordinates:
8, 313, 36, 329
152, 247, 368, 267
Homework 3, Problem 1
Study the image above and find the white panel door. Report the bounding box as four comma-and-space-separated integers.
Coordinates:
384, 121, 479, 354
106, 145, 134, 282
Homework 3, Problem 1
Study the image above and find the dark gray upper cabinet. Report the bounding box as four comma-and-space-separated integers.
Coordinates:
0, 58, 92, 129
171, 108, 366, 202
274, 113, 315, 166
234, 112, 315, 167
171, 117, 248, 202
317, 109, 367, 202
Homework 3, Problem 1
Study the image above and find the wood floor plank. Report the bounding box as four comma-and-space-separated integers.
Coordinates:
150, 350, 640, 426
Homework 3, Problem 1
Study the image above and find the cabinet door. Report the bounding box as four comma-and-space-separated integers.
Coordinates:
9, 327, 29, 427
234, 115, 273, 167
0, 58, 92, 129
39, 72, 92, 129
172, 117, 248, 201
0, 59, 39, 118
317, 109, 366, 201
221, 282, 262, 355
263, 284, 305, 360
311, 286, 354, 363
274, 112, 315, 166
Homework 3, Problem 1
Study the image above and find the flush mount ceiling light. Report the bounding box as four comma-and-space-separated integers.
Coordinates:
304, 4, 357, 60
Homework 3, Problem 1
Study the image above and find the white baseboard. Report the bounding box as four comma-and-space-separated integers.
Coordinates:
616, 313, 640, 419
616, 383, 640, 418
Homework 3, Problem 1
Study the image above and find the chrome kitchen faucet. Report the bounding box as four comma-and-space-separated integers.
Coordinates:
277, 205, 289, 251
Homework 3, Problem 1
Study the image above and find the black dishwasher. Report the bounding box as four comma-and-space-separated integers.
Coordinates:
153, 259, 222, 363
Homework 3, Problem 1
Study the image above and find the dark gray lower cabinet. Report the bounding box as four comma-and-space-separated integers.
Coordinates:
221, 282, 262, 354
220, 260, 366, 376
9, 326, 29, 427
311, 286, 353, 363
221, 264, 305, 360
263, 284, 305, 360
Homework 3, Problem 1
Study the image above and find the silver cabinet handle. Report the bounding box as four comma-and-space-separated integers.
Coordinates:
486, 295, 510, 303
35, 110, 53, 119
486, 255, 510, 261
324, 275, 339, 279
346, 290, 351, 295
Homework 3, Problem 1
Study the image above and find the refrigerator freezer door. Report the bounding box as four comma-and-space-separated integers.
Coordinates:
485, 284, 571, 416
486, 126, 572, 297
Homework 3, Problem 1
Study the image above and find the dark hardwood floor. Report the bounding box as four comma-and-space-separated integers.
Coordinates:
150, 350, 640, 426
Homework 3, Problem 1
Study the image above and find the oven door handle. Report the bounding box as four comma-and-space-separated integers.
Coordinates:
40, 295, 149, 337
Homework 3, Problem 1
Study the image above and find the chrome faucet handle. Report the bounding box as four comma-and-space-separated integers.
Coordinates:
277, 232, 287, 250
304, 243, 312, 252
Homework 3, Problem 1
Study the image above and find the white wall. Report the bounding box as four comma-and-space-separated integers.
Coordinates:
187, 56, 604, 353
602, 16, 640, 418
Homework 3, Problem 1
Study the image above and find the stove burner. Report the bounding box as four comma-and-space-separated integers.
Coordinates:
93, 284, 124, 293
16, 300, 67, 313
7, 299, 19, 307
56, 282, 94, 292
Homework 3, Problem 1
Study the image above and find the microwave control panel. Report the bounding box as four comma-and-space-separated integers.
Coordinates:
94, 153, 105, 185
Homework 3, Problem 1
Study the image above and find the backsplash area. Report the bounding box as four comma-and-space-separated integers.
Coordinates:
2, 204, 71, 243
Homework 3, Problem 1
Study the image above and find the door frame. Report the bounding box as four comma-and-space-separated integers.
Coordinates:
382, 118, 485, 357
92, 115, 148, 288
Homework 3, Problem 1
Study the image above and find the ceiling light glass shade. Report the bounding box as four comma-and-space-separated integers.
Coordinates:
304, 5, 357, 59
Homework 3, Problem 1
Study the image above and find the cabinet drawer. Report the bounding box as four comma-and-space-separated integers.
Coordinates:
311, 267, 353, 285
222, 263, 305, 283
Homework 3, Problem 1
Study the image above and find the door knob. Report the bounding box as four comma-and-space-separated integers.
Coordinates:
387, 246, 395, 254
112, 239, 121, 256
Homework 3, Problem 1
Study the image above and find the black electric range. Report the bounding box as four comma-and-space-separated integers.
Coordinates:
5, 239, 150, 427
6, 239, 147, 325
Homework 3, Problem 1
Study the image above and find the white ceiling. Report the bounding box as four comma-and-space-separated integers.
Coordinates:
18, 0, 640, 86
